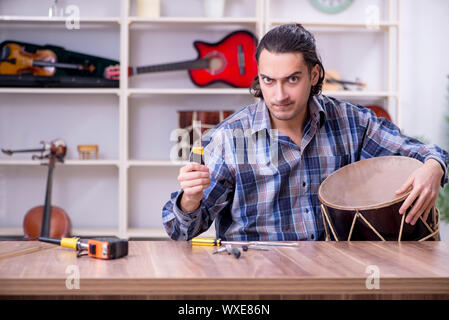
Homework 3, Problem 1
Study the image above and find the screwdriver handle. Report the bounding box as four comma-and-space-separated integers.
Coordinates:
38, 237, 80, 250
192, 146, 204, 165
231, 247, 241, 259
191, 237, 222, 246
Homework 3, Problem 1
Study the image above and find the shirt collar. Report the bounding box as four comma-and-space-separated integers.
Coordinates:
310, 94, 326, 129
251, 99, 272, 135
251, 95, 327, 135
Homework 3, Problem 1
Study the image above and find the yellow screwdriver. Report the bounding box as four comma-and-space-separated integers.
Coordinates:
191, 237, 299, 247
191, 146, 204, 165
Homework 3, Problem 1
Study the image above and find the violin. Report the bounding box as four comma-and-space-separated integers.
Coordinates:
0, 42, 95, 76
2, 139, 72, 239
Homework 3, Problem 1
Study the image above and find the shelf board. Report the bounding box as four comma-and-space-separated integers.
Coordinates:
64, 159, 120, 166
128, 160, 189, 167
72, 228, 120, 237
0, 15, 121, 24
0, 227, 215, 240
0, 227, 22, 236
128, 16, 258, 25
269, 20, 399, 30
0, 88, 395, 97
323, 91, 397, 98
126, 228, 170, 239
128, 89, 394, 98
1, 15, 258, 26
0, 88, 120, 95
128, 87, 251, 95
0, 227, 119, 237
0, 159, 44, 166
126, 227, 216, 239
0, 159, 191, 167
0, 159, 120, 166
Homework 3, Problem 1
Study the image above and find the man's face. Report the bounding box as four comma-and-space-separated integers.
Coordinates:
258, 49, 319, 124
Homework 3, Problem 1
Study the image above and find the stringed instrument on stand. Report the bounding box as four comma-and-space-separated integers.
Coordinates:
2, 139, 72, 239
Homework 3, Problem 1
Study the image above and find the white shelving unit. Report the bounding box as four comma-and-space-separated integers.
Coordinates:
0, 16, 121, 24
0, 88, 121, 94
0, 0, 400, 239
265, 0, 400, 124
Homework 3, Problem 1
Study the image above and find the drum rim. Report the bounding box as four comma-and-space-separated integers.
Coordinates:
318, 156, 423, 211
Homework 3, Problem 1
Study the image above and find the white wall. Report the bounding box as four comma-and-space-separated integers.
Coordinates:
400, 0, 449, 238
400, 0, 449, 147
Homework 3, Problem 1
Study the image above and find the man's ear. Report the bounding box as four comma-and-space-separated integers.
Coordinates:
311, 64, 320, 86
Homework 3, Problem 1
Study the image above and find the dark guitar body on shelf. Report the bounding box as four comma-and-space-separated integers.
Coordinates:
0, 40, 119, 88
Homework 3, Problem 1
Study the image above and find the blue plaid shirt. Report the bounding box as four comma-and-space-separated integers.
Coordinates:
162, 94, 449, 241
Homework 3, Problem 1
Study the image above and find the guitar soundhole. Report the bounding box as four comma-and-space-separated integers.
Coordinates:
205, 51, 226, 75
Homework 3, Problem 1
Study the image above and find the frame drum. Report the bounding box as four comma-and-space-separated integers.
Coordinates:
318, 156, 440, 241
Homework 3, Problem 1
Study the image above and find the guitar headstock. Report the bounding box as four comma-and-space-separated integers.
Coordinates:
104, 65, 133, 80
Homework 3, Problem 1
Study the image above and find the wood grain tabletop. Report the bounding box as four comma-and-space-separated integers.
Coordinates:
0, 240, 448, 299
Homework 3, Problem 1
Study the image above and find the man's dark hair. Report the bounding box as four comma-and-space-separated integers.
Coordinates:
250, 24, 325, 98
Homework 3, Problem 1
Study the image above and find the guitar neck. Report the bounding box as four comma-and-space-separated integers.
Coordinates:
33, 60, 92, 71
134, 58, 210, 75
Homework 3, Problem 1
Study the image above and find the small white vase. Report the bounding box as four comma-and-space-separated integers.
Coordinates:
202, 0, 226, 18
137, 0, 160, 18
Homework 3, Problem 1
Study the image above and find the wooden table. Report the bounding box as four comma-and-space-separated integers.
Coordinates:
0, 240, 449, 299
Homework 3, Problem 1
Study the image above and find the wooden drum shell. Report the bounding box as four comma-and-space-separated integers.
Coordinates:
321, 202, 439, 241
318, 156, 440, 241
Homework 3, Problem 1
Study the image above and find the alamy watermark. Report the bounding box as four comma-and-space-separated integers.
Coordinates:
48, 1, 80, 30
65, 5, 80, 30
169, 121, 280, 175
365, 5, 380, 30
65, 265, 80, 290
365, 265, 380, 290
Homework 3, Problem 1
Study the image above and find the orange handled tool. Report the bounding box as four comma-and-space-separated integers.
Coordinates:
38, 236, 128, 260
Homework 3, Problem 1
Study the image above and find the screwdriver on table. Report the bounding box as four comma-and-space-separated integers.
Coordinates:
242, 245, 269, 252
192, 237, 299, 247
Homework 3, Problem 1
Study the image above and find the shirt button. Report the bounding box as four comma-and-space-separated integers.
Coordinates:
302, 182, 306, 187
310, 234, 315, 240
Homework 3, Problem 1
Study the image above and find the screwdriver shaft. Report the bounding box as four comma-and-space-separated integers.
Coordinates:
192, 237, 299, 248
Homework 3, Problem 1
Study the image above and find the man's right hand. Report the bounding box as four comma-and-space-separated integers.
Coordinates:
178, 163, 210, 212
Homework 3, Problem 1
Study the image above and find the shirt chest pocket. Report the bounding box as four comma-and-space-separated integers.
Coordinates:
235, 163, 279, 196
318, 155, 351, 183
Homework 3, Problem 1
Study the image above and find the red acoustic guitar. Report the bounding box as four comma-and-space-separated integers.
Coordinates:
104, 30, 258, 88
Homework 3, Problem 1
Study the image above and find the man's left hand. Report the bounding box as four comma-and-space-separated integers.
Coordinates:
395, 159, 444, 225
